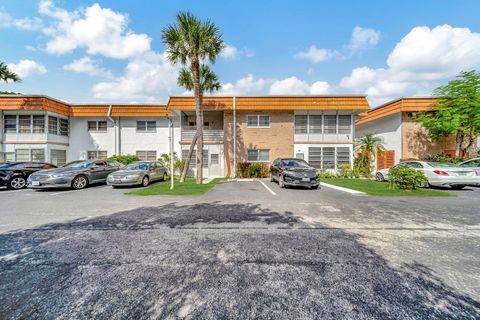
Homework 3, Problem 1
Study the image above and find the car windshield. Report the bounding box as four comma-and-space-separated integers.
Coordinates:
427, 162, 458, 167
123, 162, 150, 170
282, 160, 310, 167
61, 161, 92, 169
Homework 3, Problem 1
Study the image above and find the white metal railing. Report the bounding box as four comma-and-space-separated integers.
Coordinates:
181, 129, 224, 141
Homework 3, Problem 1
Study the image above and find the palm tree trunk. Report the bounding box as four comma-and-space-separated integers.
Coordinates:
191, 57, 204, 184
179, 132, 198, 182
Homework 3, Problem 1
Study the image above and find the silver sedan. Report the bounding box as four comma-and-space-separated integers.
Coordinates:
107, 161, 167, 187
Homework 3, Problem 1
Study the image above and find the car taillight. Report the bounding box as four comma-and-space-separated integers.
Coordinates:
433, 170, 449, 176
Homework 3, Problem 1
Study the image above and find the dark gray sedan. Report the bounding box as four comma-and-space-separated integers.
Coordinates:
107, 161, 167, 187
270, 158, 320, 189
27, 160, 123, 190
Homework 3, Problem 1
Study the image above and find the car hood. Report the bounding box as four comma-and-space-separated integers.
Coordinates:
33, 167, 87, 175
110, 170, 146, 176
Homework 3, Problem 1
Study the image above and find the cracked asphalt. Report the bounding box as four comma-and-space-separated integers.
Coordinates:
1, 180, 480, 319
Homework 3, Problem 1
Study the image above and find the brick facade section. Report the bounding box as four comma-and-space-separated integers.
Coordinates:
224, 110, 294, 177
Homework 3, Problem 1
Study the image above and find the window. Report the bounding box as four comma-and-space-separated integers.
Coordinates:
308, 147, 322, 168
137, 121, 156, 132
136, 151, 157, 161
87, 151, 107, 160
33, 115, 45, 133
210, 153, 219, 165
324, 115, 337, 134
461, 160, 480, 167
247, 115, 270, 128
338, 115, 352, 134
4, 115, 16, 133
51, 149, 67, 166
18, 115, 31, 133
322, 147, 336, 169
48, 116, 58, 135
294, 115, 307, 134
59, 118, 69, 136
181, 149, 208, 169
336, 147, 351, 168
247, 149, 270, 162
295, 153, 305, 160
30, 149, 45, 162
88, 121, 107, 132
15, 149, 30, 161
309, 115, 322, 134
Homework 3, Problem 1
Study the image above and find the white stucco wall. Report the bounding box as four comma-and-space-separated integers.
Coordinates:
68, 117, 116, 161
355, 113, 402, 164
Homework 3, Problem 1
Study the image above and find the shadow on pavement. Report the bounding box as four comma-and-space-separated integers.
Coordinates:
1, 202, 479, 319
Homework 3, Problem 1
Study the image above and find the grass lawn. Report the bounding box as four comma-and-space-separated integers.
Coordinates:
322, 178, 456, 197
127, 178, 223, 196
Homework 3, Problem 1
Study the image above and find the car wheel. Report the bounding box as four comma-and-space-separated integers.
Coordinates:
8, 176, 26, 190
270, 173, 275, 182
142, 176, 149, 187
451, 185, 466, 190
279, 175, 286, 188
71, 175, 88, 190
376, 172, 385, 182
162, 172, 167, 181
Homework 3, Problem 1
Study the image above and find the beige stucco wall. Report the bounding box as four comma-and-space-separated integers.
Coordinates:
224, 110, 294, 177
401, 112, 477, 159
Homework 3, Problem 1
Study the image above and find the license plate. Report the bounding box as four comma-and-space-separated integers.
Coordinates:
114, 180, 121, 183
32, 181, 40, 186
302, 177, 310, 182
457, 172, 467, 176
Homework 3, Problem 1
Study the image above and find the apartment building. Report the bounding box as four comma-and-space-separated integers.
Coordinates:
356, 97, 479, 170
1, 94, 369, 177
168, 95, 370, 177
0, 95, 178, 166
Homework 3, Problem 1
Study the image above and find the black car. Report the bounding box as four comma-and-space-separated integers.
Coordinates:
0, 162, 57, 190
270, 158, 320, 189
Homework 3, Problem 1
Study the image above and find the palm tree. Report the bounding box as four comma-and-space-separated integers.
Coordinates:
162, 12, 224, 184
354, 133, 386, 176
177, 64, 221, 182
0, 62, 20, 83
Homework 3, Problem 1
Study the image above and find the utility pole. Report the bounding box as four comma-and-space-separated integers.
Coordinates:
169, 116, 174, 190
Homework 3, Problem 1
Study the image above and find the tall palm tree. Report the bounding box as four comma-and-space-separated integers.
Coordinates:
177, 64, 221, 182
354, 133, 386, 175
0, 62, 20, 83
162, 12, 224, 184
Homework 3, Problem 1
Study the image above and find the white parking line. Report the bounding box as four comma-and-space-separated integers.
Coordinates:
259, 180, 277, 196
320, 182, 366, 195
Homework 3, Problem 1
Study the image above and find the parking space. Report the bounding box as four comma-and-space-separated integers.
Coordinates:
1, 179, 480, 318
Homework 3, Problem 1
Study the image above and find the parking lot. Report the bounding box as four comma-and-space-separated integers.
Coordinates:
1, 180, 480, 318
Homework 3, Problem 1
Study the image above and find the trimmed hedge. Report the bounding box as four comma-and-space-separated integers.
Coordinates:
236, 162, 270, 178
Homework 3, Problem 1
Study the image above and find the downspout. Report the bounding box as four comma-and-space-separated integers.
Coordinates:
107, 104, 117, 155
233, 96, 237, 178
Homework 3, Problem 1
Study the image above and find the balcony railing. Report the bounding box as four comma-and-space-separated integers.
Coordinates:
181, 129, 224, 142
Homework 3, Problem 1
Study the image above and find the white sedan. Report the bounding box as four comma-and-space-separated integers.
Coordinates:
375, 160, 480, 190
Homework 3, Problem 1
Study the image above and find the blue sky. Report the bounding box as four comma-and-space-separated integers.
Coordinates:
1, 0, 480, 106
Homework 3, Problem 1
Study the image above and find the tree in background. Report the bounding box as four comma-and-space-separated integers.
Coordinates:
416, 70, 480, 157
162, 12, 224, 184
354, 133, 386, 176
0, 62, 20, 94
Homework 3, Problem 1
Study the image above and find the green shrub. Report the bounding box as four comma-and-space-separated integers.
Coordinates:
388, 166, 428, 190
236, 162, 269, 178
353, 157, 371, 178
320, 169, 338, 179
422, 153, 469, 164
338, 164, 354, 178
107, 154, 140, 165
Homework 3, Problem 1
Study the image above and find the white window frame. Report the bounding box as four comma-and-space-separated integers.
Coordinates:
87, 150, 108, 160
136, 150, 157, 161
88, 120, 107, 132
247, 149, 270, 163
247, 115, 270, 128
136, 120, 157, 132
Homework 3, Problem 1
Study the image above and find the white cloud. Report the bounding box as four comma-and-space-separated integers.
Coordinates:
0, 11, 43, 30
349, 27, 380, 51
269, 76, 331, 95
92, 51, 179, 101
38, 0, 151, 59
294, 45, 337, 63
220, 44, 255, 60
220, 74, 266, 95
310, 81, 331, 94
64, 56, 112, 78
340, 25, 480, 105
8, 59, 47, 77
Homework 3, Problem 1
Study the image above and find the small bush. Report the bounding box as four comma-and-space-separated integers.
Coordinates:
320, 169, 338, 179
338, 164, 355, 178
388, 166, 427, 190
107, 154, 140, 165
236, 162, 269, 178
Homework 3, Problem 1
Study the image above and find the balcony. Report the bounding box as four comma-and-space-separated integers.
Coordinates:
181, 129, 224, 142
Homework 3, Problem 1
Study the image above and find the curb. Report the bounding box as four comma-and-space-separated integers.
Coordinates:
320, 182, 366, 195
